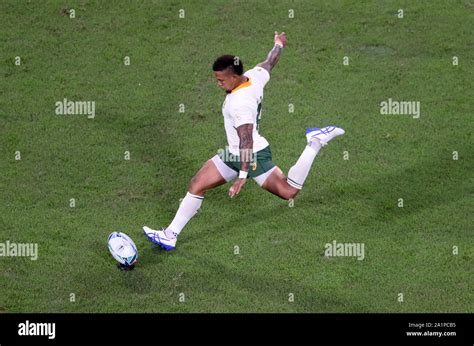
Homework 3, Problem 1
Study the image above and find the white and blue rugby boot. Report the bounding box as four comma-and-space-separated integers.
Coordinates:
305, 125, 345, 146
143, 226, 177, 251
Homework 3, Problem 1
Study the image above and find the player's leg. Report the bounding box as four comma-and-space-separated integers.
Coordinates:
143, 155, 237, 250
187, 157, 229, 196
251, 146, 299, 200
260, 166, 299, 200
259, 125, 345, 200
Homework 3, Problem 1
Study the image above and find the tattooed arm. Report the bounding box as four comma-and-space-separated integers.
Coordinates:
257, 32, 287, 74
228, 124, 254, 198
237, 124, 254, 173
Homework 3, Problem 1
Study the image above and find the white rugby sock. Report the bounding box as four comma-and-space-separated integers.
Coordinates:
166, 192, 204, 238
287, 141, 322, 189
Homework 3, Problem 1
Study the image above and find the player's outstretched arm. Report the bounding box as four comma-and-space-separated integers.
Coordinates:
257, 31, 287, 74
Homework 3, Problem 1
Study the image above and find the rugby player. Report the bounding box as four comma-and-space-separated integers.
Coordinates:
144, 32, 344, 250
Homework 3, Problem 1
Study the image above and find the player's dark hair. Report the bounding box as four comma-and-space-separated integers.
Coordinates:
212, 55, 243, 75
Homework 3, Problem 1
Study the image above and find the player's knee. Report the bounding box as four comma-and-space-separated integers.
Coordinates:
188, 175, 205, 196
283, 187, 299, 200
188, 175, 199, 193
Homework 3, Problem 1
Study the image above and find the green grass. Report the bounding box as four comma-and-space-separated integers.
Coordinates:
0, 0, 472, 313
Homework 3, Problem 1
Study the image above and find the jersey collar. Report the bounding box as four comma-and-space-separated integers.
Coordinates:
231, 77, 252, 93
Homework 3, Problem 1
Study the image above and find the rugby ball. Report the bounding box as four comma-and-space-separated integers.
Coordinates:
107, 232, 138, 266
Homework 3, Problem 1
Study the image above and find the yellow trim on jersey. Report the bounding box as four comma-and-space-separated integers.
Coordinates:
231, 78, 252, 93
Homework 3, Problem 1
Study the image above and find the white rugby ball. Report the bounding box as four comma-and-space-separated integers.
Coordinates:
108, 232, 138, 266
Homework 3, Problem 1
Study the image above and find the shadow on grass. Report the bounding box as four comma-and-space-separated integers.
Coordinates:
179, 251, 370, 313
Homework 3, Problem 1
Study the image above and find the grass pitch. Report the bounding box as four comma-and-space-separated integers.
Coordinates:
0, 0, 472, 312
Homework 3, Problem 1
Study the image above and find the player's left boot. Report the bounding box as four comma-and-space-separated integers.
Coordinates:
143, 226, 177, 251
306, 125, 345, 146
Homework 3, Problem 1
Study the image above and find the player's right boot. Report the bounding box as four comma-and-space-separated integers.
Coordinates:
306, 126, 345, 146
143, 226, 177, 251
